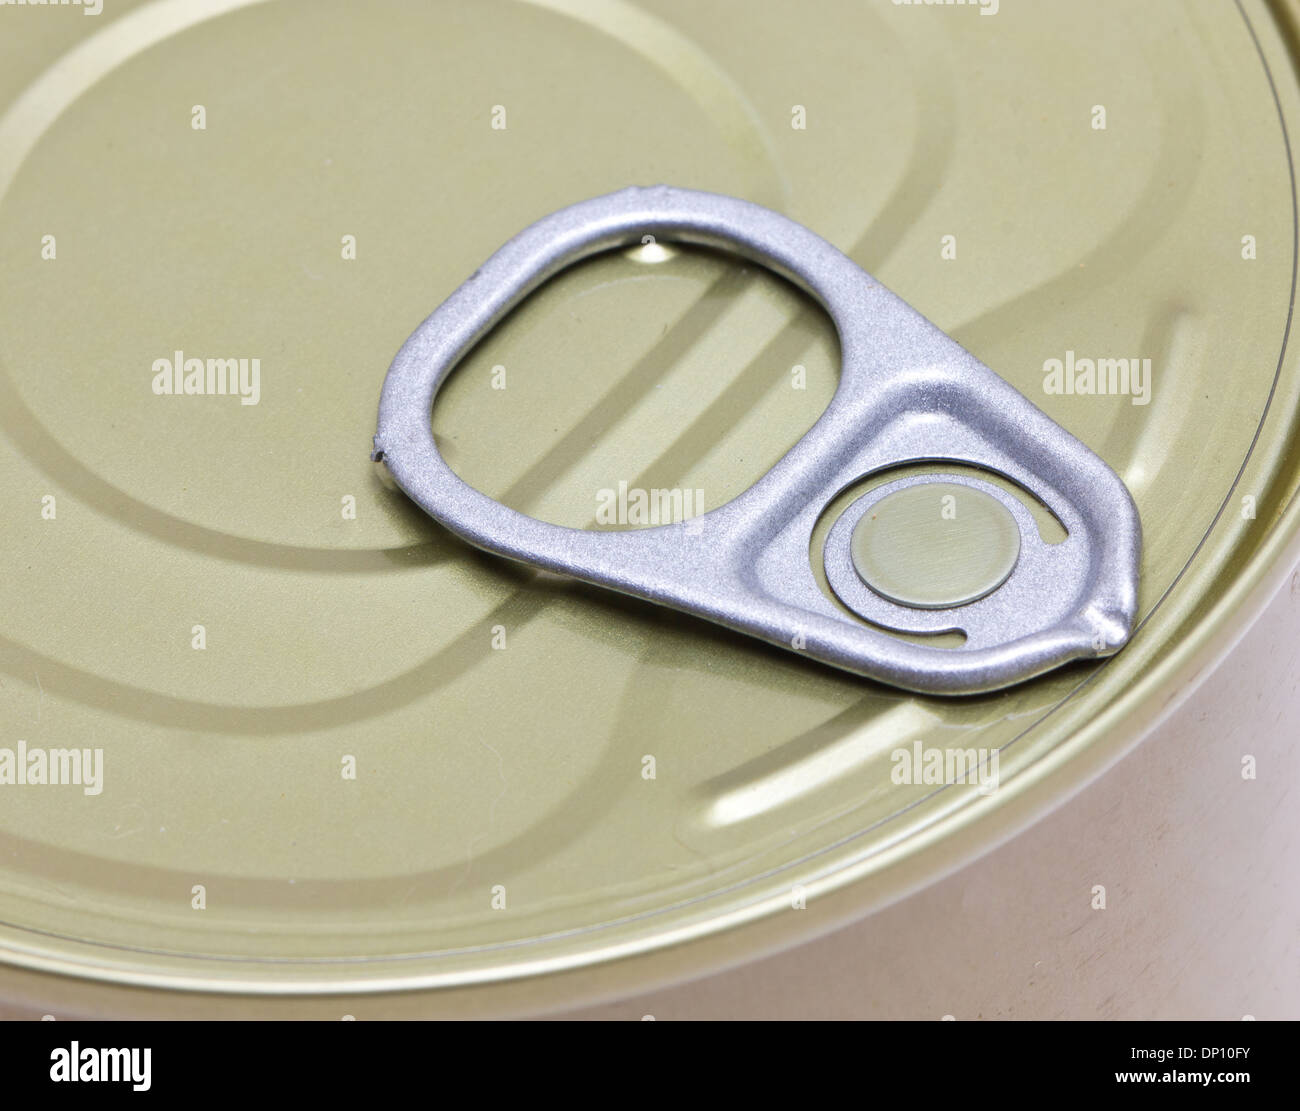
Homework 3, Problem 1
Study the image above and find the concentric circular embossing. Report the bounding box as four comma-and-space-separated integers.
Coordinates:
0, 0, 783, 559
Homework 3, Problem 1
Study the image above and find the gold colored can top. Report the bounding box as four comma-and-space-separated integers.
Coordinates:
0, 0, 1298, 1013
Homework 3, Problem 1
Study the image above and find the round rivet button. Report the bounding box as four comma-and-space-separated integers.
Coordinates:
849, 482, 1020, 609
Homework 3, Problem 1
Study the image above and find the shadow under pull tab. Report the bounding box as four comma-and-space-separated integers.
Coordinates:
373, 185, 1142, 695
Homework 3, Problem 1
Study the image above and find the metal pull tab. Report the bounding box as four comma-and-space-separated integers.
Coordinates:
373, 186, 1141, 695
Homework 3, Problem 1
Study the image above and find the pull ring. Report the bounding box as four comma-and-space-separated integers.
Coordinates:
374, 186, 1141, 694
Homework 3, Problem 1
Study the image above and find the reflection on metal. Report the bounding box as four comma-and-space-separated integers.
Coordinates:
701, 702, 944, 828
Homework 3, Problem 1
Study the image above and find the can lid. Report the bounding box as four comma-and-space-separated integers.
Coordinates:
0, 0, 1298, 1013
